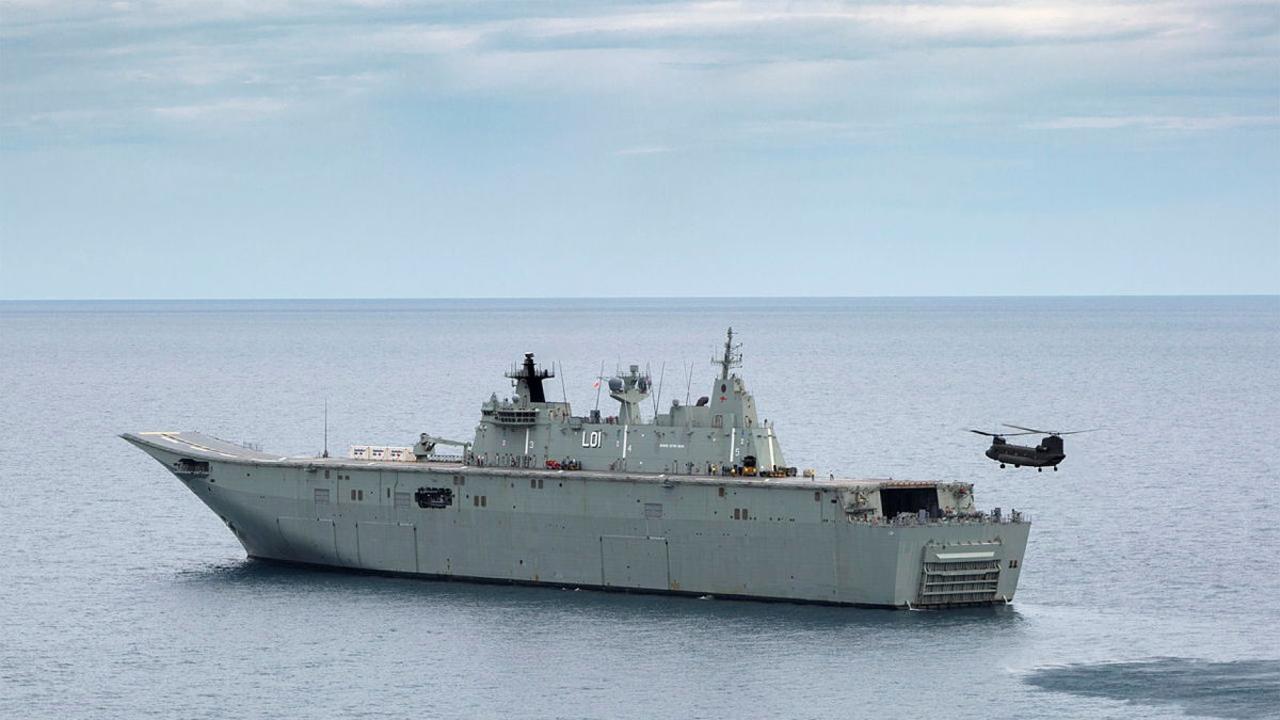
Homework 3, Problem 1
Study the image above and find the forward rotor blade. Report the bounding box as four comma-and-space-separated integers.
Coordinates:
1005, 423, 1099, 436
968, 429, 1038, 437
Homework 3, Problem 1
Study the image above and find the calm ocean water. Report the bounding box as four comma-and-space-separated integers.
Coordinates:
1, 297, 1277, 719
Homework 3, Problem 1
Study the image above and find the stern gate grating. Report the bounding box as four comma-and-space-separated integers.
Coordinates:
917, 559, 1001, 606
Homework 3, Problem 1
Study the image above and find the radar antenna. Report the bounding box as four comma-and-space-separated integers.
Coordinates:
713, 327, 742, 379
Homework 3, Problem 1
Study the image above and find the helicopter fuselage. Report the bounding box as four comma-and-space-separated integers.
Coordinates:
985, 443, 1065, 468
985, 434, 1067, 469
971, 426, 1086, 471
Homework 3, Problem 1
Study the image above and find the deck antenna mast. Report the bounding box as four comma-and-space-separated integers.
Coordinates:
684, 361, 694, 405
714, 326, 742, 379
322, 398, 329, 458
593, 360, 605, 412
651, 362, 666, 415
557, 361, 568, 404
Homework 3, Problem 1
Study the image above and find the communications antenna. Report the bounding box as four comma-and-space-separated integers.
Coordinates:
713, 327, 742, 379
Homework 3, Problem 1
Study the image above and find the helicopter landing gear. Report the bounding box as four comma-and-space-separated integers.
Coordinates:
1037, 467, 1042, 472
1053, 466, 1058, 471
999, 463, 1005, 469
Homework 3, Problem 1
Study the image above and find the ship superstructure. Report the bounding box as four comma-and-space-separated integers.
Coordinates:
467, 329, 784, 477
124, 329, 1030, 608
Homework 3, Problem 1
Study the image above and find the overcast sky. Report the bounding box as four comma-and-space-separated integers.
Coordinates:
1, 1, 1277, 299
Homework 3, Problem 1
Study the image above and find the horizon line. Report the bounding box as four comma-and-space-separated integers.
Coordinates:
1, 293, 1277, 303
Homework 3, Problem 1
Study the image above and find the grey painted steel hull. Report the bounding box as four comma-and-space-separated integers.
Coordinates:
124, 432, 1030, 609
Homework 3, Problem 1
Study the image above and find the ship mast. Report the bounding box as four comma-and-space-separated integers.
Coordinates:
506, 353, 553, 403
714, 327, 742, 379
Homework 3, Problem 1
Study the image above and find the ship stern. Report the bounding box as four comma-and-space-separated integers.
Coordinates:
837, 516, 1031, 608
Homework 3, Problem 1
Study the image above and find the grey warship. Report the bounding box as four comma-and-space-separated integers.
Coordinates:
123, 329, 1030, 608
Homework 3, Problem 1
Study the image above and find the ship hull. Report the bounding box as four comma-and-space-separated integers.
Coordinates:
124, 432, 1029, 609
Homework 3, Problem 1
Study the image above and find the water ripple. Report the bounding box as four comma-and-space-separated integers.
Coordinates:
1024, 657, 1280, 719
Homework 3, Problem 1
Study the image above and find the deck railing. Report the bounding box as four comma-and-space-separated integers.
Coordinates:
852, 510, 1031, 526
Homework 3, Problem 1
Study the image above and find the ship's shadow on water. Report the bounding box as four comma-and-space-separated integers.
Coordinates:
174, 557, 1025, 631
1024, 657, 1280, 720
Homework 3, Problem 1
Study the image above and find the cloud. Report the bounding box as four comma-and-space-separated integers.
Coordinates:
614, 145, 674, 156
346, 2, 1206, 75
151, 97, 289, 122
1, 0, 1276, 148
501, 2, 1191, 45
1029, 114, 1280, 131
736, 118, 890, 141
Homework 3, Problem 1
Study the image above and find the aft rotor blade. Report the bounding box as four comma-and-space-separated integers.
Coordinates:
1003, 423, 1048, 434
967, 429, 999, 436
1055, 428, 1100, 435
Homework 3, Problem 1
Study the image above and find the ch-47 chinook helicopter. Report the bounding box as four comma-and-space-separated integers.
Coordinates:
968, 424, 1097, 471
